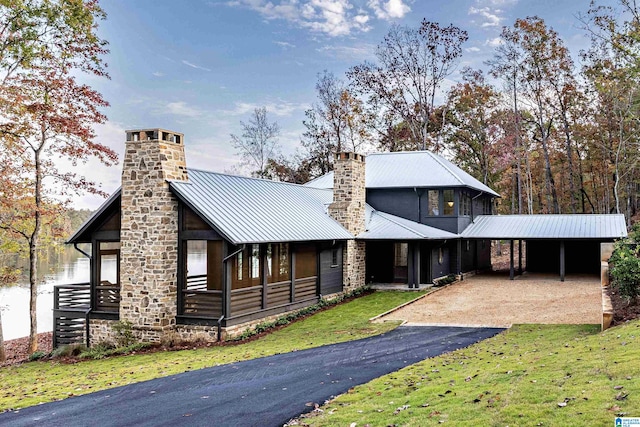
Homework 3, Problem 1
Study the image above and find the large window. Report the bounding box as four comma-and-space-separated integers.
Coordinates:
184, 240, 223, 291
96, 241, 120, 312
267, 243, 290, 283
483, 198, 493, 215
443, 190, 455, 215
231, 244, 262, 289
427, 190, 439, 216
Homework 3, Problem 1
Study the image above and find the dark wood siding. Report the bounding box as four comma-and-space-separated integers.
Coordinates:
319, 242, 343, 294
432, 245, 450, 279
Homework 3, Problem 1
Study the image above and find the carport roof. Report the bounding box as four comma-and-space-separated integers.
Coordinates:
461, 214, 628, 240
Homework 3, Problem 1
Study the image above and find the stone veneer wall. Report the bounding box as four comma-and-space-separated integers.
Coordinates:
328, 152, 366, 290
89, 319, 118, 345
119, 130, 188, 342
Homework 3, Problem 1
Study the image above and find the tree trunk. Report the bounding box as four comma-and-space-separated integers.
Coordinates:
28, 144, 43, 354
540, 133, 560, 213
0, 311, 6, 363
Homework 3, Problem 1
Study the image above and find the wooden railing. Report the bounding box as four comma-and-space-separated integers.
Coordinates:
266, 280, 291, 307
95, 281, 120, 312
294, 276, 317, 300
53, 283, 91, 348
230, 285, 263, 316
180, 274, 222, 318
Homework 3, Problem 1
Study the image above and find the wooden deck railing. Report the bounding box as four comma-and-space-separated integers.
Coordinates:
53, 283, 91, 348
180, 274, 222, 318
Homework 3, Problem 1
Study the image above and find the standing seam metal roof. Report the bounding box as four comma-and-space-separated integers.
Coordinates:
358, 206, 459, 240
304, 151, 499, 197
169, 169, 353, 244
461, 214, 628, 239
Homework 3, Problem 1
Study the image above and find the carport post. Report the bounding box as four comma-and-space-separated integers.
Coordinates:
509, 239, 514, 280
518, 240, 523, 275
560, 240, 565, 282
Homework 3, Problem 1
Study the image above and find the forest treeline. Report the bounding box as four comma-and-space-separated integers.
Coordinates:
248, 2, 640, 224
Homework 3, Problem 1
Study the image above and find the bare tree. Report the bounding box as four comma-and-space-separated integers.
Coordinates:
231, 107, 281, 178
348, 20, 468, 151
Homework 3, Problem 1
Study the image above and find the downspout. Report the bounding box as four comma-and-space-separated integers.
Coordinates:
72, 243, 92, 347
414, 188, 424, 222
220, 244, 246, 342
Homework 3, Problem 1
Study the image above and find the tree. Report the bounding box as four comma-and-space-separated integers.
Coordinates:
348, 20, 468, 151
0, 0, 115, 353
231, 107, 281, 178
443, 68, 502, 189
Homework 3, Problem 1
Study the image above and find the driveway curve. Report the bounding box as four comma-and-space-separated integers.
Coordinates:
0, 326, 503, 427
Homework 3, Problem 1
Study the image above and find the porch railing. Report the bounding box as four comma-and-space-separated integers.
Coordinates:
53, 283, 91, 348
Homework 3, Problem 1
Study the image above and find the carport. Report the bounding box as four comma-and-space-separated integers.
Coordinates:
461, 214, 627, 281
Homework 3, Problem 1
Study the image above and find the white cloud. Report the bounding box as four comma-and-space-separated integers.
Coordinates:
274, 40, 296, 49
468, 6, 503, 28
465, 46, 481, 53
181, 60, 212, 72
485, 37, 503, 47
163, 101, 204, 118
152, 71, 164, 77
368, 0, 411, 21
226, 0, 373, 37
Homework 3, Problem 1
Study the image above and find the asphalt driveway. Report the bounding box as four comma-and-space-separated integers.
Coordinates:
0, 326, 503, 427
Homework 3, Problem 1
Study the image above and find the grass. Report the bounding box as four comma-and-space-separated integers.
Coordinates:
0, 290, 423, 411
299, 322, 640, 426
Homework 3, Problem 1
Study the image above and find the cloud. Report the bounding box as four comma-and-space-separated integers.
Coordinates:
468, 6, 503, 28
152, 71, 164, 77
163, 101, 204, 118
465, 46, 481, 53
317, 43, 376, 60
226, 0, 373, 37
181, 60, 212, 72
485, 37, 503, 47
368, 0, 411, 21
274, 40, 296, 49
222, 100, 309, 117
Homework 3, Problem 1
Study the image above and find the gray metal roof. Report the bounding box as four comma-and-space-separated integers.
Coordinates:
461, 214, 628, 240
304, 151, 500, 197
358, 206, 459, 240
169, 169, 353, 244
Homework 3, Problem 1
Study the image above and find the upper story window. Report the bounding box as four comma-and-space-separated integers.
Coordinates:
483, 198, 493, 215
443, 190, 455, 216
427, 190, 439, 216
460, 192, 471, 216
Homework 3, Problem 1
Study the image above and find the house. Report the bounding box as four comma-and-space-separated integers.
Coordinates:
55, 128, 627, 347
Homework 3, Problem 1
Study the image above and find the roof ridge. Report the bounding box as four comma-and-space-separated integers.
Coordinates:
426, 152, 465, 186
175, 168, 333, 192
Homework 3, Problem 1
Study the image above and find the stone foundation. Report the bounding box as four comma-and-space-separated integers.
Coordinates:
88, 319, 118, 346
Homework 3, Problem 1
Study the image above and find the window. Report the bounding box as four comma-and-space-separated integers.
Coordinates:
184, 240, 222, 291
394, 243, 408, 267
483, 198, 493, 215
427, 190, 439, 216
250, 244, 261, 285
460, 192, 471, 216
99, 242, 120, 286
438, 248, 444, 265
443, 190, 455, 215
331, 248, 339, 267
231, 245, 261, 289
267, 243, 290, 283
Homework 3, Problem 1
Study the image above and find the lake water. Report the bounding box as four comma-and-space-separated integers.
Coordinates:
0, 242, 207, 341
0, 247, 90, 340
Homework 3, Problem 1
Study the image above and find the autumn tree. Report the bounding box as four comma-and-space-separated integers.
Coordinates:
443, 68, 503, 189
348, 20, 468, 151
231, 107, 281, 178
0, 0, 115, 353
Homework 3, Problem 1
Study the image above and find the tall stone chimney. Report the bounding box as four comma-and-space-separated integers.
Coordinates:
329, 152, 366, 290
120, 129, 187, 341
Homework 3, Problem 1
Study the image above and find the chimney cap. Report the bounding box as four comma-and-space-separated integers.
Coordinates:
126, 128, 184, 144
335, 152, 365, 162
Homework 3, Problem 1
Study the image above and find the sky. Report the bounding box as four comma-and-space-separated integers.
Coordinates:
75, 0, 616, 210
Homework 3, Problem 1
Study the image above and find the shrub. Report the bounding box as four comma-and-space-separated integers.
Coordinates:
610, 244, 640, 303
28, 351, 49, 361
112, 320, 136, 347
52, 344, 87, 358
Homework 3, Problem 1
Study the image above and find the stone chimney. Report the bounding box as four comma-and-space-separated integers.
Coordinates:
329, 152, 366, 290
119, 128, 187, 341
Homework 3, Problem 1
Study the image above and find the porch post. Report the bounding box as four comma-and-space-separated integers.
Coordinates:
407, 242, 414, 288
509, 239, 515, 280
518, 239, 523, 275
414, 243, 421, 288
560, 240, 565, 282
456, 240, 462, 276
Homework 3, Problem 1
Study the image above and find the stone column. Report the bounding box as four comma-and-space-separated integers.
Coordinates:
119, 129, 187, 342
328, 152, 366, 291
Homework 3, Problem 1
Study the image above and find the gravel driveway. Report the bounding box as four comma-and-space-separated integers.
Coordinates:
380, 272, 602, 327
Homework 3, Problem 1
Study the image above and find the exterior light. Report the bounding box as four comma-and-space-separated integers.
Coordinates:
447, 201, 454, 208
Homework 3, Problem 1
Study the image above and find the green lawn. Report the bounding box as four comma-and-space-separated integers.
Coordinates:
301, 322, 640, 426
0, 291, 423, 411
